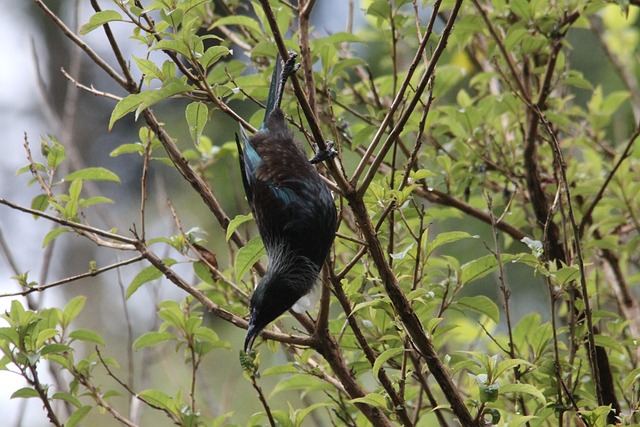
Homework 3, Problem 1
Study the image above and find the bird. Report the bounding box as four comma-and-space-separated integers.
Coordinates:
236, 52, 338, 352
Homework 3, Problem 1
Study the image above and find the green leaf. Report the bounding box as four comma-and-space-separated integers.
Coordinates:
350, 393, 388, 410
226, 213, 253, 241
45, 137, 66, 169
36, 328, 59, 348
11, 387, 39, 399
234, 236, 265, 281
554, 265, 580, 285
80, 196, 114, 207
126, 259, 176, 299
109, 78, 191, 130
69, 329, 105, 345
79, 10, 122, 34
295, 402, 330, 426
40, 343, 72, 355
427, 231, 476, 254
372, 347, 403, 378
65, 179, 82, 218
42, 227, 68, 248
602, 91, 630, 115
135, 80, 191, 117
152, 39, 192, 58
500, 383, 546, 404
52, 392, 82, 408
208, 15, 263, 36
66, 405, 92, 427
186, 102, 208, 145
139, 389, 175, 412
456, 295, 500, 323
62, 296, 86, 327
624, 367, 640, 389
262, 364, 299, 376
133, 331, 175, 349
133, 56, 163, 82
200, 46, 231, 69
110, 143, 144, 157
460, 254, 518, 285
65, 167, 121, 183
31, 194, 49, 216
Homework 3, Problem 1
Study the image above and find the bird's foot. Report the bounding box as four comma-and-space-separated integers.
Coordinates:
309, 141, 338, 164
282, 51, 300, 82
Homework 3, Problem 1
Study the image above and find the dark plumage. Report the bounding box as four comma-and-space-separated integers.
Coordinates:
236, 54, 337, 352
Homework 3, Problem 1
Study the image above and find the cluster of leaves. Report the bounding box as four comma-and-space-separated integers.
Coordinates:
2, 0, 640, 426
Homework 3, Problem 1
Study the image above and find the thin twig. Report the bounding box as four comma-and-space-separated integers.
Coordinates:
0, 256, 144, 298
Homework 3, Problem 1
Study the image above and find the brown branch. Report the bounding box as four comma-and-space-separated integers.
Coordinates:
26, 364, 63, 427
331, 272, 415, 426
0, 198, 137, 248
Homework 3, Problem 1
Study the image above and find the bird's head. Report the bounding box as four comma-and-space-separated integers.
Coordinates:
243, 257, 319, 352
244, 273, 296, 352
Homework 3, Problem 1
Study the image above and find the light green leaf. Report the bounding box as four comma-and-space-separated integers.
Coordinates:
234, 236, 265, 281
80, 196, 114, 207
295, 402, 330, 426
66, 405, 92, 427
133, 56, 163, 81
200, 46, 231, 69
427, 231, 476, 254
40, 343, 72, 355
51, 392, 82, 408
456, 295, 500, 323
372, 347, 403, 379
350, 393, 388, 410
36, 328, 59, 348
139, 389, 175, 412
500, 383, 546, 404
11, 387, 39, 399
65, 168, 120, 183
66, 179, 82, 218
62, 296, 86, 327
126, 259, 176, 299
110, 82, 193, 129
109, 92, 147, 129
110, 143, 144, 157
208, 15, 263, 36
226, 213, 253, 241
31, 194, 49, 217
460, 254, 518, 285
262, 364, 299, 376
186, 102, 208, 145
133, 331, 175, 349
152, 39, 192, 58
69, 329, 105, 345
45, 137, 66, 169
554, 266, 580, 285
79, 10, 122, 34
135, 80, 191, 118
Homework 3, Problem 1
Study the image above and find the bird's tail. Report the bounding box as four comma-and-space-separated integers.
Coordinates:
262, 55, 284, 126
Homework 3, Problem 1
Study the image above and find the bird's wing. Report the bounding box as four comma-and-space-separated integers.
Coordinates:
235, 127, 258, 208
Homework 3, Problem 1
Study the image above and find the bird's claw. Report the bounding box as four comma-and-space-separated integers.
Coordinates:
282, 51, 300, 80
309, 141, 338, 164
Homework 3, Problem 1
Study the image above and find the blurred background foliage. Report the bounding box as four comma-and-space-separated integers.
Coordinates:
1, 0, 640, 426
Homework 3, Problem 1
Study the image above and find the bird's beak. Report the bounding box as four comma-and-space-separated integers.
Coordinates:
244, 323, 258, 353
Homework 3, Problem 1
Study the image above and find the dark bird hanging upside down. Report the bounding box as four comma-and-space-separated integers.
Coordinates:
236, 52, 338, 352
